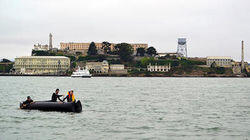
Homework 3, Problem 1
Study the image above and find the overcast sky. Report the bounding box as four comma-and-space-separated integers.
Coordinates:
0, 0, 249, 62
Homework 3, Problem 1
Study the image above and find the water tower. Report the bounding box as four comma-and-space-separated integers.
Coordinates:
177, 38, 187, 57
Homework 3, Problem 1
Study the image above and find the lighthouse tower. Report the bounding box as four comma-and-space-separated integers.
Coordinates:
49, 33, 53, 50
241, 40, 245, 72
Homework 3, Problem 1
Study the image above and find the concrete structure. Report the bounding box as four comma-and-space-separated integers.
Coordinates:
156, 52, 179, 58
156, 53, 167, 57
33, 33, 54, 51
109, 64, 127, 74
60, 42, 148, 56
49, 33, 53, 49
241, 41, 245, 71
147, 63, 171, 72
131, 44, 148, 55
206, 56, 233, 67
33, 44, 49, 51
177, 38, 187, 57
14, 56, 70, 75
86, 60, 109, 73
167, 53, 179, 57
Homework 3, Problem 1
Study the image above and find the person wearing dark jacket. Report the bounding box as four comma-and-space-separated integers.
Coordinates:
21, 96, 34, 108
51, 89, 63, 102
63, 90, 76, 102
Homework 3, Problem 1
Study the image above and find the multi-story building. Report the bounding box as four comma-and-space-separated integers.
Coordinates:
147, 63, 171, 72
60, 42, 148, 55
130, 44, 148, 54
206, 56, 233, 67
14, 56, 70, 75
86, 60, 109, 73
60, 42, 115, 55
109, 64, 127, 74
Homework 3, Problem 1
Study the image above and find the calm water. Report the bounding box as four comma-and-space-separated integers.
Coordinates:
0, 77, 249, 140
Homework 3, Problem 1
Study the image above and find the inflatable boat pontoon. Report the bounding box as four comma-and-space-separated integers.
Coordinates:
20, 100, 82, 113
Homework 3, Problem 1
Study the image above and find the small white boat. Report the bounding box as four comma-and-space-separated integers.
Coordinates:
71, 67, 92, 78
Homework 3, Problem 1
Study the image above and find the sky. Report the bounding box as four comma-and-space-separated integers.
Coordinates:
0, 0, 250, 62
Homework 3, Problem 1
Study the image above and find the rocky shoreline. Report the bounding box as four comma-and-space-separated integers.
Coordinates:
0, 73, 247, 78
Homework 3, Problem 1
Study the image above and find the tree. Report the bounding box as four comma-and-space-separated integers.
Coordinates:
102, 41, 111, 54
115, 43, 133, 62
136, 48, 145, 56
210, 61, 217, 68
140, 57, 155, 67
75, 52, 82, 56
146, 46, 157, 56
87, 42, 97, 56
1, 58, 11, 63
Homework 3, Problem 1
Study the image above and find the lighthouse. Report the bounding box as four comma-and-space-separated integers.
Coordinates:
49, 33, 53, 49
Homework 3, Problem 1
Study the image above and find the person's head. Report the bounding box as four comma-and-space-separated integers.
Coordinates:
27, 96, 31, 101
70, 90, 74, 95
55, 89, 59, 94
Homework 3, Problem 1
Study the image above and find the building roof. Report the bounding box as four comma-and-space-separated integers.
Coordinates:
16, 56, 69, 59
207, 56, 232, 59
110, 64, 124, 66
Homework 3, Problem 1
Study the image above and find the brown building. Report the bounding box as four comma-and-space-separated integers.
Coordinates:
60, 42, 148, 56
130, 43, 148, 53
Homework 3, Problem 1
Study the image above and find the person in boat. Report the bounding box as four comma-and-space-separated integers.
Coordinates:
51, 89, 64, 102
63, 90, 76, 102
21, 96, 34, 108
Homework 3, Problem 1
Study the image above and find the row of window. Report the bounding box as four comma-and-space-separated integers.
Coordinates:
208, 59, 231, 62
15, 65, 69, 68
16, 62, 69, 65
148, 69, 169, 72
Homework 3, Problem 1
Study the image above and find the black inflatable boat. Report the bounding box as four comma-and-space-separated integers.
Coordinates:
20, 100, 82, 113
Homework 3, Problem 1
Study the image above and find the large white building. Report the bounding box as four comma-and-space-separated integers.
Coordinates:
14, 56, 70, 75
206, 56, 233, 67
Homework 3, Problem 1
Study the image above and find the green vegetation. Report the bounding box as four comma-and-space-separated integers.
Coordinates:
87, 42, 97, 56
115, 43, 133, 62
102, 41, 112, 54
146, 46, 157, 56
1, 58, 11, 63
136, 48, 145, 56
0, 63, 13, 73
32, 50, 56, 56
0, 58, 13, 73
208, 67, 226, 74
77, 55, 107, 62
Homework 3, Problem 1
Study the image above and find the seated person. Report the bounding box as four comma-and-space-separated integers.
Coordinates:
51, 89, 64, 102
21, 96, 34, 108
63, 90, 75, 102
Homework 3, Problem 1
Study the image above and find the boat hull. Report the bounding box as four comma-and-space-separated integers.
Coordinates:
20, 100, 82, 113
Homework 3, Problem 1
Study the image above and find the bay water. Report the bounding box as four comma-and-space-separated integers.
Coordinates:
0, 77, 249, 140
